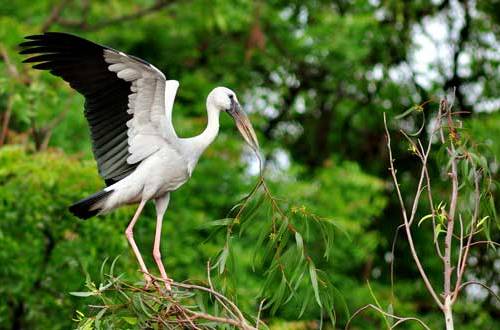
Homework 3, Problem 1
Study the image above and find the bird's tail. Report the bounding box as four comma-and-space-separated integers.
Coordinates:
69, 190, 113, 220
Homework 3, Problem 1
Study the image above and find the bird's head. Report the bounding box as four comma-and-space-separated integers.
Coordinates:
208, 87, 259, 151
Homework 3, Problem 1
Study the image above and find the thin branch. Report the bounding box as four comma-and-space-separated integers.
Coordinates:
384, 113, 443, 309
206, 261, 237, 321
456, 214, 464, 281
443, 144, 458, 300
0, 97, 12, 146
345, 304, 431, 330
256, 299, 265, 329
462, 241, 500, 249
452, 171, 481, 303
57, 0, 178, 31
416, 138, 444, 259
390, 224, 405, 303
457, 281, 500, 303
41, 0, 71, 31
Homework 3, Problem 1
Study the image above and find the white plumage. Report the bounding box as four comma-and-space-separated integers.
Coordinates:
20, 32, 259, 289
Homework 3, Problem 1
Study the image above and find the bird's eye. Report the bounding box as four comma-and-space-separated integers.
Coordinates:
228, 94, 234, 100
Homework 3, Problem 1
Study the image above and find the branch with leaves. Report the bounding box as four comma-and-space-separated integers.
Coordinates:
368, 94, 498, 330
208, 171, 344, 325
72, 258, 259, 329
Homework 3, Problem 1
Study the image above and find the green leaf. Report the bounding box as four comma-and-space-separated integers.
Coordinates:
309, 262, 322, 307
94, 308, 107, 329
476, 216, 489, 230
69, 291, 96, 297
122, 316, 138, 325
418, 214, 434, 227
295, 232, 304, 260
199, 218, 234, 228
434, 223, 443, 242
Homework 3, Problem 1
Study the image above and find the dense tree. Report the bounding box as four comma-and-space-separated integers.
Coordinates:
0, 0, 498, 329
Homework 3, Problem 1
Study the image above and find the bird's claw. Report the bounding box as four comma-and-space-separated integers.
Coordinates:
143, 274, 154, 290
162, 276, 173, 291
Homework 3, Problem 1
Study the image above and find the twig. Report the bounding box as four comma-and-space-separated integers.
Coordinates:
384, 113, 443, 309
256, 299, 265, 329
206, 261, 237, 320
0, 97, 12, 146
41, 0, 71, 31
443, 144, 458, 301
452, 171, 481, 303
457, 281, 500, 303
345, 304, 431, 330
390, 224, 404, 303
160, 278, 253, 329
57, 0, 179, 31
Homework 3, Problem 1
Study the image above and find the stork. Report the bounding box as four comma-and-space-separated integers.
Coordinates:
19, 32, 259, 290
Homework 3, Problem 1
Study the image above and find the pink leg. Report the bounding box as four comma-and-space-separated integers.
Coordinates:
125, 200, 152, 287
153, 194, 172, 290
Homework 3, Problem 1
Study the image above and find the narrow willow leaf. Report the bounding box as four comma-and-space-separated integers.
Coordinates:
201, 218, 234, 228
69, 291, 95, 297
109, 255, 120, 277
99, 257, 109, 283
94, 308, 107, 329
299, 291, 311, 318
295, 232, 304, 260
395, 106, 418, 119
434, 223, 443, 243
476, 216, 489, 230
418, 214, 434, 227
214, 246, 229, 274
309, 262, 322, 307
270, 275, 287, 314
122, 317, 138, 325
367, 281, 390, 328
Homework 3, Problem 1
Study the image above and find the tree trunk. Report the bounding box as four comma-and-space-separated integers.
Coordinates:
443, 296, 454, 330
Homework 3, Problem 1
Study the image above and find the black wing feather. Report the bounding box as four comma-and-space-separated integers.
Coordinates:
19, 32, 138, 186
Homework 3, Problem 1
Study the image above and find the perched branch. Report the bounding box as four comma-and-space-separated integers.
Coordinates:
73, 263, 257, 330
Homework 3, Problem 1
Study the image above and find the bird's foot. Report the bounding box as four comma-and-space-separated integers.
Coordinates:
142, 274, 154, 290
161, 275, 173, 291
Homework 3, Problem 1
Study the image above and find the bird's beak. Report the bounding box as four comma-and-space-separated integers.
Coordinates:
228, 100, 259, 151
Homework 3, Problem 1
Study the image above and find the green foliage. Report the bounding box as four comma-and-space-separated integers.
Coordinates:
71, 258, 257, 330
0, 0, 499, 329
0, 147, 135, 329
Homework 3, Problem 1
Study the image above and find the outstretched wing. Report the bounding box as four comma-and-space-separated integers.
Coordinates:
19, 32, 179, 186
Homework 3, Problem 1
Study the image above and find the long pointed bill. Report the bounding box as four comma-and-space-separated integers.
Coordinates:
228, 101, 260, 152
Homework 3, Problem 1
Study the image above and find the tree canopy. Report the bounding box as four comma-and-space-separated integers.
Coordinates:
0, 1, 498, 329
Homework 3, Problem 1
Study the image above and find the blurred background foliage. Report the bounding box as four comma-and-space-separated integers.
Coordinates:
0, 0, 498, 329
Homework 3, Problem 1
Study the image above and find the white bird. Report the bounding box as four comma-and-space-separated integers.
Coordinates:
19, 32, 259, 289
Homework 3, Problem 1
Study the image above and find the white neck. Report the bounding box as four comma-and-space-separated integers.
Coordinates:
181, 101, 220, 171
199, 102, 220, 147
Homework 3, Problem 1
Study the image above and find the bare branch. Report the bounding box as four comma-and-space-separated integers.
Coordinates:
443, 143, 458, 300
57, 0, 179, 31
457, 281, 500, 303
345, 304, 431, 330
41, 0, 71, 31
0, 97, 12, 147
384, 113, 443, 309
452, 171, 481, 303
